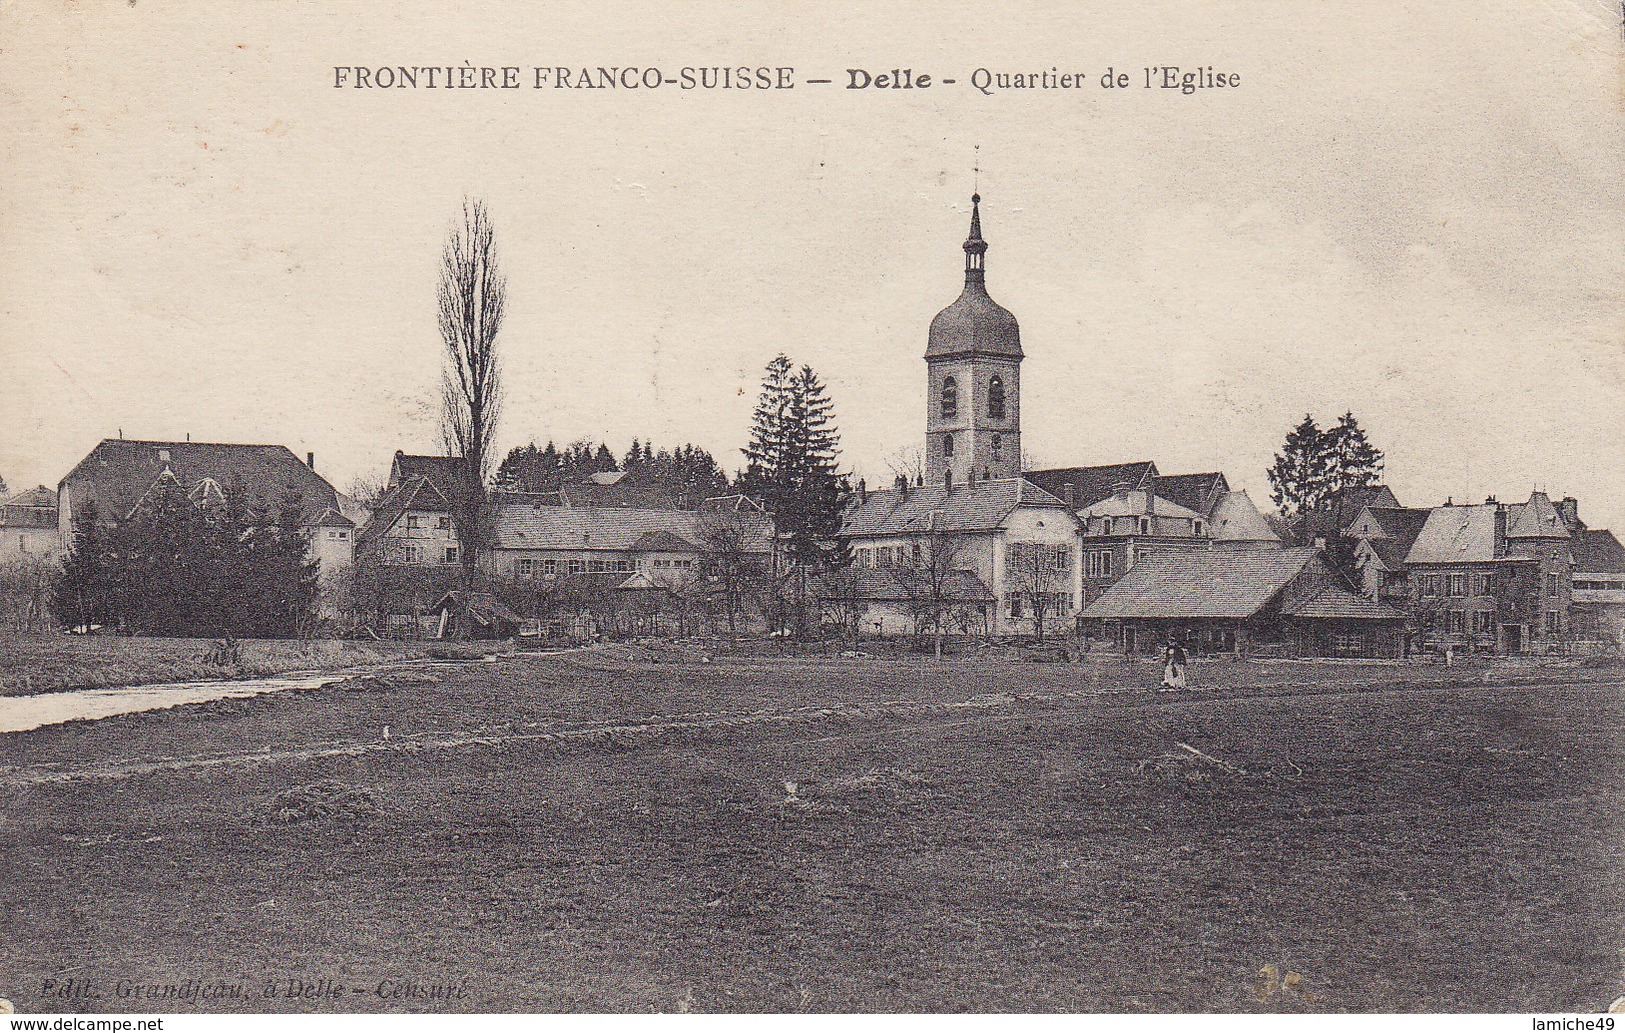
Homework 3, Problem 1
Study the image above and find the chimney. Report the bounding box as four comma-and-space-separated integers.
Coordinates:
1063, 482, 1076, 508
857, 478, 867, 504
1444, 497, 1454, 507
1559, 496, 1579, 529
306, 452, 315, 470
1493, 505, 1508, 552
915, 473, 923, 487
895, 474, 908, 495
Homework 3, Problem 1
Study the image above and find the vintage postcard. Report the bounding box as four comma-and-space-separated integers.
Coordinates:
1, 0, 1622, 1019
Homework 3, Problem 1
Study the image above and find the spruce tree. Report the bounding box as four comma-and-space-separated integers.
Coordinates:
1267, 414, 1331, 519
1324, 411, 1385, 496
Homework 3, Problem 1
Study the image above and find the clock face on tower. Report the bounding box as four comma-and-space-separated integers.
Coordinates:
924, 194, 1022, 488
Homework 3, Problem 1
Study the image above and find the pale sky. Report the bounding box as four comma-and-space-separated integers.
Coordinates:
3, 2, 1622, 528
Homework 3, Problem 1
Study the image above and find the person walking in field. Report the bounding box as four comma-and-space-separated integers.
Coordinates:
1162, 639, 1188, 689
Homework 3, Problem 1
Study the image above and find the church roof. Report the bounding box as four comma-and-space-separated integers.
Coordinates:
926, 195, 1022, 360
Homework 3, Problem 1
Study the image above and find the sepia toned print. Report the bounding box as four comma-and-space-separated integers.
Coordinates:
1, 0, 1622, 1016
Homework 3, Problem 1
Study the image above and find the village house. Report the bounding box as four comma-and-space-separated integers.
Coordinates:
356, 472, 460, 568
1346, 504, 1432, 606
56, 438, 354, 578
1402, 490, 1578, 655
1081, 547, 1407, 658
0, 485, 62, 564
1571, 526, 1625, 646
839, 477, 1082, 638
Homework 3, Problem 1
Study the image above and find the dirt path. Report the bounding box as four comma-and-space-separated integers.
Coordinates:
1, 675, 1607, 789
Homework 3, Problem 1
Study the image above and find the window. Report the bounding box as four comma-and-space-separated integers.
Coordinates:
988, 374, 1006, 419
543, 558, 559, 576
327, 530, 346, 540
516, 557, 536, 576
443, 547, 459, 565
567, 558, 586, 574
438, 516, 451, 530
1138, 517, 1152, 536
1420, 574, 1439, 597
942, 433, 954, 459
1193, 520, 1205, 537
1471, 573, 1488, 596
406, 514, 421, 529
1472, 611, 1495, 635
1545, 610, 1561, 636
912, 543, 922, 567
1547, 572, 1561, 597
991, 433, 1002, 457
1447, 610, 1466, 635
1446, 573, 1468, 598
401, 545, 422, 565
941, 376, 957, 418
1007, 593, 1024, 619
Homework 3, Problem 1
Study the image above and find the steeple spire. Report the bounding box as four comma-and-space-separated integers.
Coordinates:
963, 193, 987, 284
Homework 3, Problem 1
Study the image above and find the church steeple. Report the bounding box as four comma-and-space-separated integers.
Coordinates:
963, 193, 987, 283
924, 189, 1023, 488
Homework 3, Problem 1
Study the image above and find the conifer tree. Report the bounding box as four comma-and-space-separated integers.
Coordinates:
1268, 414, 1331, 519
1323, 411, 1386, 496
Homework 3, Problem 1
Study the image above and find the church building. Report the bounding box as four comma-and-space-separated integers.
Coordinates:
834, 195, 1085, 639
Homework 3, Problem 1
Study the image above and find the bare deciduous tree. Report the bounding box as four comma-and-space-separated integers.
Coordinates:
1008, 540, 1071, 642
438, 197, 506, 575
890, 527, 981, 657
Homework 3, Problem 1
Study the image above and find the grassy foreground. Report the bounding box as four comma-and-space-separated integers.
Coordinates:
2, 655, 1622, 1012
0, 635, 435, 696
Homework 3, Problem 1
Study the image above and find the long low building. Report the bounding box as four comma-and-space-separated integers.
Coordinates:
1080, 546, 1407, 658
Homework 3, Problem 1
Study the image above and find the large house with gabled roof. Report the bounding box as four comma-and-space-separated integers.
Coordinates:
57, 438, 354, 576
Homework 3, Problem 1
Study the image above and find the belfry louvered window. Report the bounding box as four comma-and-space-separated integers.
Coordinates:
988, 375, 1006, 419
941, 377, 958, 418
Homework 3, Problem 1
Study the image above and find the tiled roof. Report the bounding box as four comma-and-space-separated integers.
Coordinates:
1363, 538, 1413, 571
1350, 505, 1432, 543
812, 566, 995, 602
1, 485, 55, 509
431, 590, 520, 626
1148, 472, 1228, 516
1574, 529, 1625, 574
490, 504, 772, 553
312, 506, 355, 529
558, 467, 679, 509
1282, 585, 1406, 620
1083, 547, 1321, 619
61, 439, 340, 526
1404, 505, 1502, 564
842, 477, 1072, 537
1291, 485, 1403, 544
357, 476, 450, 546
1080, 489, 1203, 522
629, 529, 698, 552
391, 453, 464, 498
1208, 490, 1282, 543
1506, 491, 1570, 539
1024, 462, 1157, 510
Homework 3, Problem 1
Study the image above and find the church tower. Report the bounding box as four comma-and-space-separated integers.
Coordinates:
924, 194, 1022, 488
